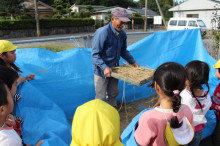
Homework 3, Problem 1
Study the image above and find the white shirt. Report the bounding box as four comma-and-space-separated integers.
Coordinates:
180, 89, 212, 127
0, 127, 22, 146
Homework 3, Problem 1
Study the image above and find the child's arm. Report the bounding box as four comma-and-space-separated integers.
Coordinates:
17, 76, 26, 85
5, 114, 22, 136
17, 73, 35, 85
211, 102, 220, 112
25, 73, 35, 81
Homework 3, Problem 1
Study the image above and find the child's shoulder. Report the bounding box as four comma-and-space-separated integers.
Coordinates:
0, 129, 21, 145
139, 108, 163, 120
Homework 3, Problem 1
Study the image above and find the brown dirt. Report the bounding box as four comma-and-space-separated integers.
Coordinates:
118, 94, 159, 134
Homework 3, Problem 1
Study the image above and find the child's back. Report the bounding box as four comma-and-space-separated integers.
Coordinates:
134, 62, 194, 146
181, 89, 211, 128
135, 104, 193, 146
181, 60, 212, 146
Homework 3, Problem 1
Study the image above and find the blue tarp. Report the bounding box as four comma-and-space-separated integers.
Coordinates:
15, 29, 218, 145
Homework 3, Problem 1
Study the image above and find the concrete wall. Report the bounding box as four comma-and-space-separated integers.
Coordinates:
0, 26, 95, 39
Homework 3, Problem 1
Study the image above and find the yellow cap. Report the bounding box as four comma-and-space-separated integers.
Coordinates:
213, 60, 220, 68
70, 99, 123, 146
0, 40, 17, 54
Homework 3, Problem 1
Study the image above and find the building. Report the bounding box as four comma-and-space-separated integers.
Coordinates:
22, 0, 55, 18
127, 7, 159, 18
70, 4, 107, 13
169, 0, 220, 29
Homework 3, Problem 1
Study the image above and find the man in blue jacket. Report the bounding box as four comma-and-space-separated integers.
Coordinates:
92, 7, 139, 107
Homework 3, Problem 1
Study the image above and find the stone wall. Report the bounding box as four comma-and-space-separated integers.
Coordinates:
0, 26, 95, 39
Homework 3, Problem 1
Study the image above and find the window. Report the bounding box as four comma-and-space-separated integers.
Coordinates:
169, 20, 177, 26
197, 20, 206, 27
188, 21, 198, 27
187, 14, 199, 18
178, 20, 187, 26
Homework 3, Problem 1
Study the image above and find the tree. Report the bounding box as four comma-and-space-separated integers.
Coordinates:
53, 0, 71, 15
86, 5, 94, 12
0, 0, 24, 19
75, 0, 136, 8
137, 0, 173, 18
40, 0, 75, 6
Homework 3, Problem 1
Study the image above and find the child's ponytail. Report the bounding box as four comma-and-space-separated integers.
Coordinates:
149, 62, 186, 128
185, 60, 210, 111
170, 91, 183, 128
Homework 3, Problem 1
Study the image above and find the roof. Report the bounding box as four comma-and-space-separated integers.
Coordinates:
70, 4, 108, 11
22, 0, 55, 12
128, 7, 159, 16
169, 0, 220, 11
93, 6, 136, 15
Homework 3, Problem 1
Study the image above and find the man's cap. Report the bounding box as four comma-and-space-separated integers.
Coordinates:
213, 60, 220, 68
0, 40, 17, 54
111, 7, 130, 22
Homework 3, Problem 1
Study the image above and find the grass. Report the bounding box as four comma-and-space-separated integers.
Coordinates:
20, 44, 77, 52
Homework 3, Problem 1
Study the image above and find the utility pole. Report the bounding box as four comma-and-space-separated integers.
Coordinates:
34, 0, 40, 37
144, 0, 148, 31
155, 0, 167, 29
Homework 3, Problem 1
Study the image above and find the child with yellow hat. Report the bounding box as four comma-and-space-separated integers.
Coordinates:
0, 40, 35, 84
211, 60, 220, 146
0, 40, 35, 124
71, 99, 124, 146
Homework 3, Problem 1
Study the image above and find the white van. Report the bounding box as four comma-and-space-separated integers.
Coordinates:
167, 18, 207, 36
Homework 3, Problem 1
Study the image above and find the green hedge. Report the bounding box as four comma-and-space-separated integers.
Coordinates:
0, 18, 95, 30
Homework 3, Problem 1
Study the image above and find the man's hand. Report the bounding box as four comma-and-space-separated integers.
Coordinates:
132, 62, 140, 67
104, 67, 112, 77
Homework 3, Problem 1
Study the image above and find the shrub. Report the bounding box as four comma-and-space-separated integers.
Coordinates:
95, 19, 104, 29
0, 18, 95, 30
53, 14, 62, 19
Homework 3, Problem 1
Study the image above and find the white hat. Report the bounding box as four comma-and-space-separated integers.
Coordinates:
172, 116, 194, 145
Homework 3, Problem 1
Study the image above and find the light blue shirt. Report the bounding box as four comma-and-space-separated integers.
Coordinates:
92, 22, 135, 77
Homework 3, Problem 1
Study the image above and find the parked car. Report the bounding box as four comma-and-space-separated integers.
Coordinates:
167, 18, 207, 36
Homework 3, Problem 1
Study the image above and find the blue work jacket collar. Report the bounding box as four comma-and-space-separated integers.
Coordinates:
109, 22, 121, 37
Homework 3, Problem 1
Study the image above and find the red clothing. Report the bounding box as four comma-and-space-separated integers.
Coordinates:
211, 83, 220, 120
14, 120, 21, 136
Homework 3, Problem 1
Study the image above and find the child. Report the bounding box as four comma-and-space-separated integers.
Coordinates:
211, 60, 220, 146
0, 79, 43, 146
0, 40, 35, 123
134, 62, 194, 146
0, 79, 22, 145
0, 66, 21, 135
180, 60, 212, 146
70, 99, 123, 146
0, 40, 35, 85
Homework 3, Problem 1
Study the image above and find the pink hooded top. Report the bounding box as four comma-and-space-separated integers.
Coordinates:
134, 104, 193, 146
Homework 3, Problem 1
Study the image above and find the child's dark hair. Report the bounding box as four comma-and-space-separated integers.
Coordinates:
0, 79, 8, 106
1, 52, 22, 72
185, 60, 210, 111
149, 62, 186, 128
0, 66, 19, 90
